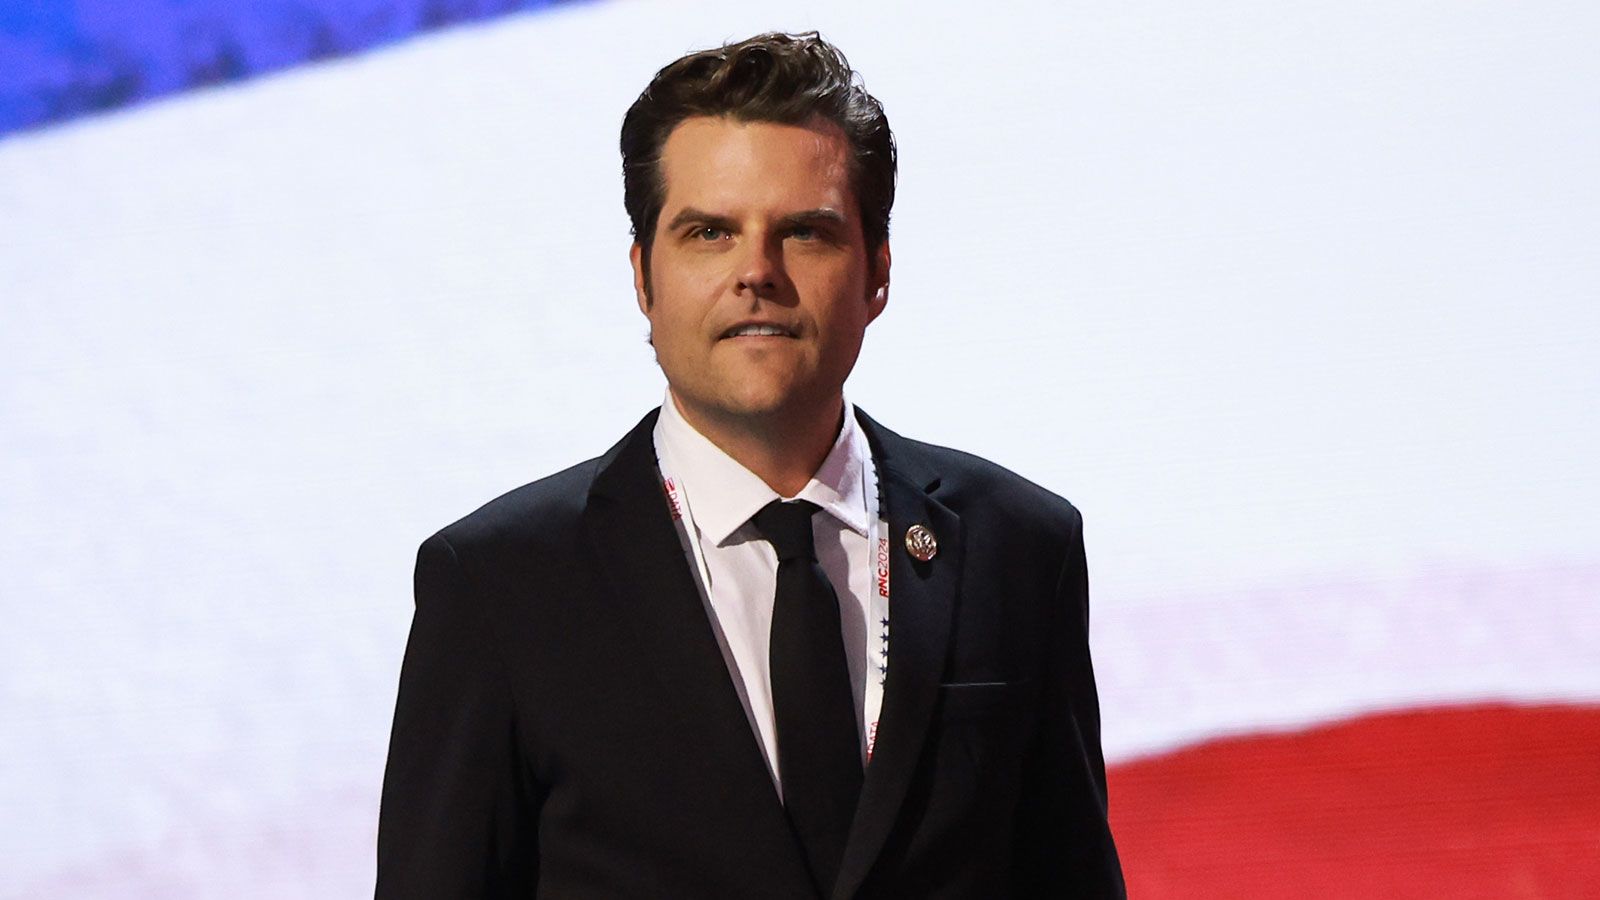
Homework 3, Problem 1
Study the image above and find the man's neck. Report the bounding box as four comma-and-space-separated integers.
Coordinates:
668, 391, 844, 498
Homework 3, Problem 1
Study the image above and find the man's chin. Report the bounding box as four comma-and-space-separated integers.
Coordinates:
672, 384, 825, 426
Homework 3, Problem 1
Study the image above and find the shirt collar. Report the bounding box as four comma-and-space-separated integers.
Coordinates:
655, 391, 871, 546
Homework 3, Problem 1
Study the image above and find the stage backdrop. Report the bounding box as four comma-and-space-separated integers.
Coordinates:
2, 1, 1597, 897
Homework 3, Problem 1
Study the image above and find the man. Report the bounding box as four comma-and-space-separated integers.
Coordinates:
377, 32, 1124, 899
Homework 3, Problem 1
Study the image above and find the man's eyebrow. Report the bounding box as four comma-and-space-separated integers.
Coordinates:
777, 208, 847, 229
664, 208, 735, 232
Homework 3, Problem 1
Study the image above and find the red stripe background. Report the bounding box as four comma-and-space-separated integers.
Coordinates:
1108, 704, 1600, 899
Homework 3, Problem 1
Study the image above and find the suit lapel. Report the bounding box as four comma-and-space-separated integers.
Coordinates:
833, 411, 963, 900
582, 411, 812, 885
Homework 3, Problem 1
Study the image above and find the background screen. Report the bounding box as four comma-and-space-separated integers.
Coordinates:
3, 1, 1597, 896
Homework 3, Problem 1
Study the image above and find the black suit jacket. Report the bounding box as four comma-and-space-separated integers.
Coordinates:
376, 409, 1124, 898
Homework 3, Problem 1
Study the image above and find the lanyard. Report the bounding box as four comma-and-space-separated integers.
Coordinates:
655, 439, 892, 762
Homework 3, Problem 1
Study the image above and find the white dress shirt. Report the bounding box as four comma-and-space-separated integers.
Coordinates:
653, 393, 886, 795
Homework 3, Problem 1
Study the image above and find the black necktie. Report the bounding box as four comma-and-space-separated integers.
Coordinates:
752, 499, 862, 894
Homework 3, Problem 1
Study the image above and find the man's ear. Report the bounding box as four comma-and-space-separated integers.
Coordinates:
867, 240, 890, 323
630, 241, 650, 313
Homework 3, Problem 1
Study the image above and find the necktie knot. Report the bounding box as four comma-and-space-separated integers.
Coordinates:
752, 499, 820, 562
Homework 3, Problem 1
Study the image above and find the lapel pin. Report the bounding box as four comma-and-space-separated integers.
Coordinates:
904, 524, 938, 562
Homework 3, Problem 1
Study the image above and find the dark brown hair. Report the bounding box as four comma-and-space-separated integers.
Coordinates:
620, 32, 896, 263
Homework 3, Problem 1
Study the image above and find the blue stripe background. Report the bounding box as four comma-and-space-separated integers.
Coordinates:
0, 0, 581, 139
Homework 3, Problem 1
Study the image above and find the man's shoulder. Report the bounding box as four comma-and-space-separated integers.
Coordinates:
423, 410, 660, 559
429, 455, 602, 554
859, 411, 1083, 536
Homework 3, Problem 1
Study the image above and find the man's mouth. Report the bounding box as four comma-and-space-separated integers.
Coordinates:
721, 323, 797, 338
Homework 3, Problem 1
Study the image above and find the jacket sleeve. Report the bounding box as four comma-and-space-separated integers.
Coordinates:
1010, 508, 1127, 898
375, 533, 540, 898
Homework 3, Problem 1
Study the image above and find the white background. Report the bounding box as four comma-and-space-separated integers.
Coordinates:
2, 1, 1597, 895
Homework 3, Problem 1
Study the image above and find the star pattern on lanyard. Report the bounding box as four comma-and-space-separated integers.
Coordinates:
878, 618, 891, 684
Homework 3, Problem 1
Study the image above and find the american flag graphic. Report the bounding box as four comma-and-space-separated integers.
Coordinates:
3, 1, 1595, 896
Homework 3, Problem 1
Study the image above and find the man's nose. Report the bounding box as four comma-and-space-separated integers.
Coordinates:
735, 235, 785, 296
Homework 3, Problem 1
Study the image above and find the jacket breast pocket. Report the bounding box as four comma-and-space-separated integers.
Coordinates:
937, 679, 1028, 721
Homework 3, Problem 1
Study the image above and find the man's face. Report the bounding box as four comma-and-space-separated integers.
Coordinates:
631, 116, 889, 432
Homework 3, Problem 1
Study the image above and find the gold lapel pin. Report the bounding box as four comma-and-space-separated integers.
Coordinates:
905, 524, 938, 562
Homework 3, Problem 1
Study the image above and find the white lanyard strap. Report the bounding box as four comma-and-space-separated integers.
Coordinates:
654, 448, 891, 761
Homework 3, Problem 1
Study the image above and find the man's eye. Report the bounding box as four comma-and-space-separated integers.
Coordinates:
789, 226, 816, 241
694, 226, 728, 241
